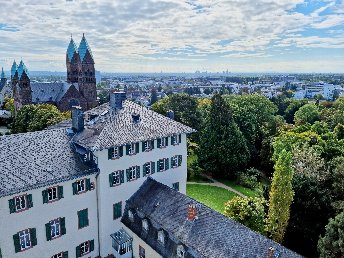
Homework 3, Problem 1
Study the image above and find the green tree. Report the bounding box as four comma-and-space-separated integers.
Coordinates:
13, 104, 69, 133
198, 94, 249, 178
4, 97, 15, 115
318, 211, 344, 258
224, 196, 266, 234
294, 104, 320, 126
284, 99, 308, 124
97, 90, 109, 105
266, 150, 294, 243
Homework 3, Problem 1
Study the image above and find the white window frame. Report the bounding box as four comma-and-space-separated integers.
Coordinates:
144, 162, 151, 175
172, 156, 179, 168
15, 195, 27, 212
142, 219, 149, 231
158, 159, 166, 171
129, 166, 137, 181
112, 171, 121, 185
113, 146, 120, 158
80, 241, 90, 256
76, 179, 86, 193
19, 229, 31, 251
160, 137, 167, 148
52, 253, 64, 258
172, 134, 179, 145
50, 218, 61, 239
128, 143, 136, 155
144, 141, 151, 152
48, 186, 58, 202
158, 231, 165, 244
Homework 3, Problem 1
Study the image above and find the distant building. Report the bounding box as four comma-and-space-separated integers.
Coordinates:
11, 34, 97, 112
0, 67, 11, 107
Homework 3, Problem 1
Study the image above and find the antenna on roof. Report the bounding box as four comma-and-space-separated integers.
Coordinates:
71, 33, 73, 39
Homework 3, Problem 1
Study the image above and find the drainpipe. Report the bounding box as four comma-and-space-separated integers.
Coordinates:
95, 169, 101, 257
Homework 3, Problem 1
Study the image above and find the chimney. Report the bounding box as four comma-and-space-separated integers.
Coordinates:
268, 247, 275, 258
167, 110, 174, 120
187, 204, 197, 221
132, 113, 141, 123
72, 106, 84, 132
110, 91, 126, 110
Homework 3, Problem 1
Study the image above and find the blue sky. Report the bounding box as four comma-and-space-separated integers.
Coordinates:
0, 0, 343, 73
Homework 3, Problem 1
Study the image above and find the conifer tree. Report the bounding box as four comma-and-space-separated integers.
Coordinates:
266, 149, 294, 243
198, 94, 249, 178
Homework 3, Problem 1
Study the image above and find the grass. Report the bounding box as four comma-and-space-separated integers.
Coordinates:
186, 184, 237, 214
188, 174, 214, 183
219, 179, 261, 197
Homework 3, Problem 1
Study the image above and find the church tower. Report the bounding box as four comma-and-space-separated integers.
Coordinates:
77, 34, 97, 109
66, 36, 80, 83
0, 67, 6, 85
13, 60, 32, 110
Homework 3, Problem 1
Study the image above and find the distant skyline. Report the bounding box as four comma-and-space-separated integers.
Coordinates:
0, 0, 344, 73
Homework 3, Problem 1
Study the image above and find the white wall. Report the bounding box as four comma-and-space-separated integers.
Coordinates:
0, 175, 98, 258
95, 134, 187, 257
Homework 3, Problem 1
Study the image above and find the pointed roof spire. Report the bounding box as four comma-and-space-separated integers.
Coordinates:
78, 34, 94, 62
17, 60, 29, 79
11, 60, 18, 77
1, 67, 5, 79
67, 37, 78, 62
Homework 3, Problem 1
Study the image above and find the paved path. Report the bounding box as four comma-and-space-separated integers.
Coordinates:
187, 174, 246, 198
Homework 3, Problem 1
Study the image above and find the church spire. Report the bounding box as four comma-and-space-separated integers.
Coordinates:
11, 60, 18, 78
78, 33, 94, 63
67, 37, 78, 62
1, 67, 5, 79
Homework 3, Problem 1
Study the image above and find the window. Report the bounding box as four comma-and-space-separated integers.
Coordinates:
126, 166, 140, 182
108, 146, 123, 159
142, 219, 149, 231
109, 170, 124, 187
143, 162, 155, 176
72, 178, 92, 195
158, 231, 165, 245
172, 182, 180, 191
158, 137, 168, 148
139, 245, 145, 258
171, 134, 179, 145
78, 209, 89, 229
9, 194, 33, 213
42, 186, 63, 204
113, 202, 122, 220
46, 218, 66, 241
157, 158, 169, 172
171, 155, 183, 168
48, 187, 58, 201
13, 228, 37, 253
128, 210, 134, 221
52, 252, 68, 258
76, 240, 94, 257
177, 245, 185, 258
142, 140, 154, 152
126, 143, 139, 155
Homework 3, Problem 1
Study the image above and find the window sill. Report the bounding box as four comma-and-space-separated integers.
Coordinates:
14, 207, 29, 214
19, 245, 33, 252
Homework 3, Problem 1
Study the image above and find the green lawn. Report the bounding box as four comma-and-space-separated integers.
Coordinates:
219, 179, 261, 197
186, 184, 237, 214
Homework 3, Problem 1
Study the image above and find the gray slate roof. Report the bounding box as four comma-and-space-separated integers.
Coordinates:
122, 178, 303, 258
31, 82, 77, 103
73, 100, 196, 151
0, 129, 96, 198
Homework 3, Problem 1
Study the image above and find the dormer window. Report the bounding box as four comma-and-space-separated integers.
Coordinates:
177, 245, 185, 258
142, 219, 149, 231
128, 210, 134, 221
158, 230, 165, 245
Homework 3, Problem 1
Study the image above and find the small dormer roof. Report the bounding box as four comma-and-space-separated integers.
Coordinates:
11, 60, 17, 77
67, 37, 78, 62
78, 33, 94, 62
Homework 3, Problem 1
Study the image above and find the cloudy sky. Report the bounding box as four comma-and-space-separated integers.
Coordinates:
0, 0, 344, 73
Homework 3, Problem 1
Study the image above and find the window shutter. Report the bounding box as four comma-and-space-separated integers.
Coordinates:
60, 217, 66, 235
126, 144, 130, 155
90, 239, 95, 252
151, 140, 155, 149
142, 164, 146, 176
179, 134, 182, 143
63, 251, 68, 258
119, 146, 123, 157
120, 170, 124, 184
27, 194, 33, 208
157, 160, 160, 172
42, 190, 48, 204
78, 211, 82, 228
142, 142, 145, 152
171, 157, 174, 168
84, 209, 89, 227
8, 199, 15, 213
58, 186, 64, 199
157, 138, 161, 148
30, 228, 37, 246
86, 178, 91, 191
108, 148, 114, 159
76, 245, 81, 258
151, 162, 155, 174
178, 155, 182, 166
136, 142, 140, 153
171, 136, 175, 145
165, 158, 169, 170
165, 137, 169, 146
136, 166, 140, 179
13, 233, 20, 253
45, 222, 51, 241
72, 182, 78, 195
0, 247, 2, 258
109, 173, 114, 187
126, 169, 130, 182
